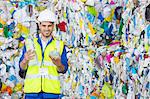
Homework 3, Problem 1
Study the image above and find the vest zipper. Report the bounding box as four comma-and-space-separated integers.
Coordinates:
41, 44, 48, 92
40, 38, 53, 92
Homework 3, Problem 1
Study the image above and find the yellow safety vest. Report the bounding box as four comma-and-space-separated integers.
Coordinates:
24, 37, 64, 94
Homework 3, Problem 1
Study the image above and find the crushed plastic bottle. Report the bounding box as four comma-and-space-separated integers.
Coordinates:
25, 36, 38, 66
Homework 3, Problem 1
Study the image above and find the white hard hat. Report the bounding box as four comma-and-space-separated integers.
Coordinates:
38, 9, 56, 22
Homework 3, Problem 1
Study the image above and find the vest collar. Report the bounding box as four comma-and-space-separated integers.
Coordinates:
36, 34, 54, 59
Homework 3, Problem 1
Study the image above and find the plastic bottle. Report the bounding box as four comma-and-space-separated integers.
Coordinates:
26, 36, 38, 66
49, 40, 60, 59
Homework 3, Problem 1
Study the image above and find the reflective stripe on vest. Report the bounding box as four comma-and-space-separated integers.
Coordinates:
44, 61, 56, 67
26, 74, 59, 80
28, 61, 56, 67
28, 61, 40, 66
